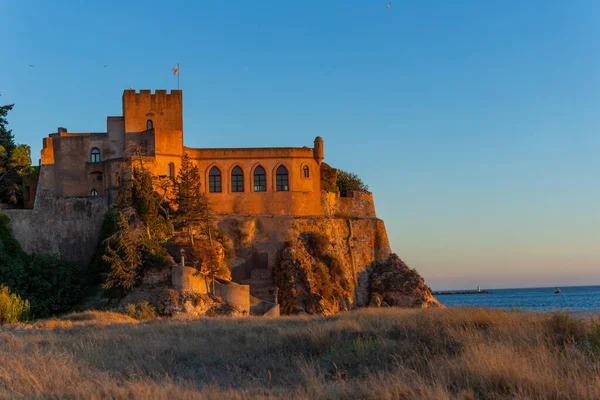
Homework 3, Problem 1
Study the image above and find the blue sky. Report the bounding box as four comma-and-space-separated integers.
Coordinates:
1, 0, 598, 289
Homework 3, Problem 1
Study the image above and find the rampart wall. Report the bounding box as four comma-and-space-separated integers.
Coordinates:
3, 196, 108, 264
321, 190, 376, 218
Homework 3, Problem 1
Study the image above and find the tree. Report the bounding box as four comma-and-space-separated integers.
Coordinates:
101, 209, 145, 290
174, 153, 209, 245
0, 105, 15, 156
0, 105, 33, 204
336, 169, 369, 197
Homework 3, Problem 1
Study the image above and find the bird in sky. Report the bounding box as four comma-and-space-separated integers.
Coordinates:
28, 64, 35, 67
104, 65, 108, 67
386, 2, 391, 8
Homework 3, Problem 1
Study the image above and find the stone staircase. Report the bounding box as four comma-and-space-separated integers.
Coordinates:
238, 267, 279, 316
241, 269, 276, 303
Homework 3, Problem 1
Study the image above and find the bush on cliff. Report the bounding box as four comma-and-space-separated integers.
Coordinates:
0, 213, 85, 318
336, 169, 369, 197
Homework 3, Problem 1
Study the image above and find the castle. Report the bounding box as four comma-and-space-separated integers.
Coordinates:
31, 89, 375, 218
36, 89, 322, 215
3, 89, 392, 314
4, 89, 381, 266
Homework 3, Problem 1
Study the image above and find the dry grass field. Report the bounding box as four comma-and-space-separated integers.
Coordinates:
1, 308, 600, 399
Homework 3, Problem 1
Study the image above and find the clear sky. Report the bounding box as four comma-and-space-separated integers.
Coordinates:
1, 1, 598, 290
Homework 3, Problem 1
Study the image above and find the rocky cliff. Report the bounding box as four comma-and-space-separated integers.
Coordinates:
215, 214, 440, 314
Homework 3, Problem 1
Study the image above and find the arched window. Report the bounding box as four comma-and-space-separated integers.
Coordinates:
168, 162, 175, 178
91, 148, 100, 163
146, 120, 153, 130
254, 165, 266, 192
276, 165, 289, 191
231, 166, 244, 192
209, 166, 222, 193
302, 165, 309, 178
90, 189, 98, 196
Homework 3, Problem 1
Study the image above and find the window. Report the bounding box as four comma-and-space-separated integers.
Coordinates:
90, 189, 98, 196
209, 166, 221, 193
146, 120, 153, 130
91, 148, 100, 163
231, 166, 244, 192
276, 165, 289, 191
254, 165, 266, 192
302, 165, 309, 178
168, 162, 175, 178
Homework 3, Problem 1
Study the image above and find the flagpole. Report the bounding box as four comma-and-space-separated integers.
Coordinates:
177, 63, 180, 90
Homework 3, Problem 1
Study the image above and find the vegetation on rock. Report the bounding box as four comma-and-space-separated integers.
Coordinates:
336, 168, 369, 197
96, 149, 231, 300
368, 253, 442, 308
274, 232, 352, 315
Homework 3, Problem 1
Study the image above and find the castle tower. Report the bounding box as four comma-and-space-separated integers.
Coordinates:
313, 136, 324, 165
122, 89, 183, 132
122, 89, 184, 159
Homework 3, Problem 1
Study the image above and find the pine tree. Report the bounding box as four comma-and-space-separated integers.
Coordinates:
0, 105, 15, 156
0, 105, 32, 204
101, 210, 145, 290
174, 153, 208, 245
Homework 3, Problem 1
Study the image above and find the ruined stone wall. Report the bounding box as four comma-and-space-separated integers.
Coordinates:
3, 196, 108, 264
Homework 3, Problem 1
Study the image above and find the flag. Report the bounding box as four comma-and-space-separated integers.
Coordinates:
172, 65, 179, 75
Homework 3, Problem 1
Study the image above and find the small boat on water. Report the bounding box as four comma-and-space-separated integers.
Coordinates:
554, 288, 561, 294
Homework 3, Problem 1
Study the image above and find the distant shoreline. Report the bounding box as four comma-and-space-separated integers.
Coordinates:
433, 290, 491, 295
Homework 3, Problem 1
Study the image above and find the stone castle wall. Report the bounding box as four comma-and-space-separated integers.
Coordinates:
3, 196, 108, 264
321, 190, 377, 218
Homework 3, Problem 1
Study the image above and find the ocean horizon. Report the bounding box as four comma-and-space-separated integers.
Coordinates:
435, 285, 600, 311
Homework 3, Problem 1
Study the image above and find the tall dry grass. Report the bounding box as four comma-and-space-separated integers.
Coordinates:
1, 307, 599, 399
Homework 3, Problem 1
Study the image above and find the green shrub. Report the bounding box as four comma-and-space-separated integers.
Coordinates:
125, 301, 156, 321
0, 285, 30, 323
336, 169, 369, 197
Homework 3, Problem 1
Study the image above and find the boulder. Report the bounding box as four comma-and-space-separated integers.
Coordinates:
368, 254, 442, 308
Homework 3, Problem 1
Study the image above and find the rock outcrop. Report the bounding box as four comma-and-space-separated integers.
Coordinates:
214, 214, 440, 315
367, 254, 442, 308
274, 237, 352, 315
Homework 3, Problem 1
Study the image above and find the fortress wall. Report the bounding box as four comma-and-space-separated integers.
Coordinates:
321, 190, 376, 218
3, 196, 108, 265
172, 266, 210, 294
214, 280, 251, 314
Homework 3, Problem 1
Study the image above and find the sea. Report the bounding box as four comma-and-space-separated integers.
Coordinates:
436, 286, 600, 311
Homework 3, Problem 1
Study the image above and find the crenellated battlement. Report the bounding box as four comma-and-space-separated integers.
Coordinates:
122, 89, 183, 133
123, 89, 182, 98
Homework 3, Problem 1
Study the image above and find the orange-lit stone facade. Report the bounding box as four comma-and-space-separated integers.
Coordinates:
37, 90, 327, 216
